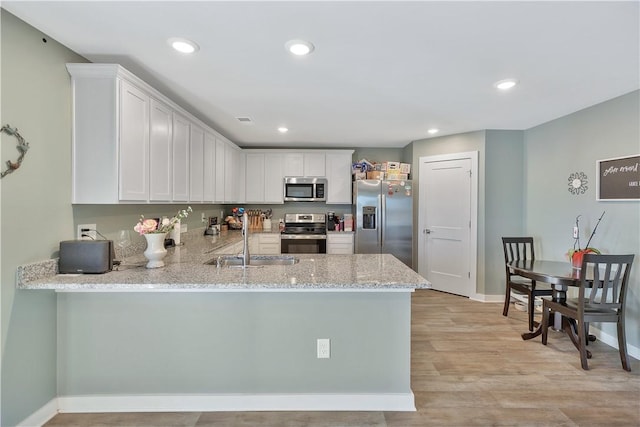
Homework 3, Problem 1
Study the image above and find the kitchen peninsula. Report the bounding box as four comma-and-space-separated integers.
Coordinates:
18, 231, 429, 413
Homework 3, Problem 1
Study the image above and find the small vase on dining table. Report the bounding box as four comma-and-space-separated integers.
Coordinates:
570, 248, 598, 270
143, 232, 168, 268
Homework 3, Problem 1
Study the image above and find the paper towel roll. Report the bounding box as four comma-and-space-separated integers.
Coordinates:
170, 220, 181, 244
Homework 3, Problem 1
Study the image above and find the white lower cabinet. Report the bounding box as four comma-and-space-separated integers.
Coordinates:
255, 234, 281, 254
327, 233, 354, 254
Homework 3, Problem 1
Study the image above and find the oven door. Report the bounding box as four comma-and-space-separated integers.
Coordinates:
281, 235, 327, 254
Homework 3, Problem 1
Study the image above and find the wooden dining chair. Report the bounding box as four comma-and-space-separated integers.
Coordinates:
541, 253, 635, 371
502, 237, 553, 331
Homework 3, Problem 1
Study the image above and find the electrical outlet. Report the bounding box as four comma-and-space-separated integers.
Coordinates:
317, 338, 330, 359
77, 223, 97, 240
181, 223, 188, 233
201, 212, 206, 223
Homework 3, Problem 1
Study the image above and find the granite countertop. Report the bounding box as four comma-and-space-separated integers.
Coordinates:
17, 230, 429, 292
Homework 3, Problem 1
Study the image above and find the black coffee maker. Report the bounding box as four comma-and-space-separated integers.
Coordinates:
327, 211, 336, 231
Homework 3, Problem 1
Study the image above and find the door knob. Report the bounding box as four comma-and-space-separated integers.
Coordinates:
424, 229, 432, 234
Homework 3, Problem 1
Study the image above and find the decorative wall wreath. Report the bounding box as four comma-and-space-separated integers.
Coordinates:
0, 124, 30, 178
568, 171, 588, 195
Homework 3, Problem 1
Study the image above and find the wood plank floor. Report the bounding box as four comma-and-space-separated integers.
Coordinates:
44, 290, 640, 426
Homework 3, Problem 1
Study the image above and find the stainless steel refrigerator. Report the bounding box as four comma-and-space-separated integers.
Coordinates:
353, 179, 413, 267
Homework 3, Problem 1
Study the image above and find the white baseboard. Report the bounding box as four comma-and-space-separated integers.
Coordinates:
471, 293, 503, 303
18, 393, 414, 426
56, 392, 415, 413
17, 398, 58, 427
589, 325, 640, 361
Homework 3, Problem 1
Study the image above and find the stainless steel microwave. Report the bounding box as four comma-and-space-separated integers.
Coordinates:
284, 177, 327, 202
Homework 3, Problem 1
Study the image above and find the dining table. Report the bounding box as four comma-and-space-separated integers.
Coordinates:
507, 259, 597, 356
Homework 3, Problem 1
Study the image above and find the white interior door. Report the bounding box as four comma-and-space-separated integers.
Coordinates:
418, 152, 477, 297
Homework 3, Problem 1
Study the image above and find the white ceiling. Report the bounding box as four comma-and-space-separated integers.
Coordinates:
4, 1, 639, 148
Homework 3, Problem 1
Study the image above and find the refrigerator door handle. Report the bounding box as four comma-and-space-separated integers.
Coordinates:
380, 193, 385, 248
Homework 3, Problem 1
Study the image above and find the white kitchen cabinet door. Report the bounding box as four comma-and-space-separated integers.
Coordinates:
203, 132, 216, 202
172, 113, 190, 201
283, 152, 325, 177
119, 80, 150, 201
257, 234, 281, 254
224, 144, 237, 203
326, 152, 353, 204
189, 124, 205, 202
149, 98, 173, 201
214, 138, 226, 202
238, 150, 246, 203
283, 153, 304, 176
327, 233, 354, 254
264, 153, 284, 203
304, 152, 326, 177
245, 153, 266, 203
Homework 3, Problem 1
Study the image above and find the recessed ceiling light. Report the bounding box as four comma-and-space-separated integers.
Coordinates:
427, 128, 439, 135
278, 127, 289, 133
494, 79, 518, 90
285, 39, 315, 56
168, 37, 199, 54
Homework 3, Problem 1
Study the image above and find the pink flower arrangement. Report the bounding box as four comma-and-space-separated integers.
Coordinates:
134, 206, 192, 235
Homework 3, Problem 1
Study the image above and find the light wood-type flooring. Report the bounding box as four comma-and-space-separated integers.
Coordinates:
44, 290, 640, 426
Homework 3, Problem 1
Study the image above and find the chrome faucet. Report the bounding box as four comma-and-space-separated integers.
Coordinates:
242, 212, 250, 267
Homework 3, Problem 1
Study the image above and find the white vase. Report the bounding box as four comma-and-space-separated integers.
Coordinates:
143, 232, 167, 268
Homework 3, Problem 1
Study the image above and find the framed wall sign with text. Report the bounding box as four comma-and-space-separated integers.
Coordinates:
596, 154, 640, 201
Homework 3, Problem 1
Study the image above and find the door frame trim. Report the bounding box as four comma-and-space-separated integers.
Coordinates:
418, 151, 478, 297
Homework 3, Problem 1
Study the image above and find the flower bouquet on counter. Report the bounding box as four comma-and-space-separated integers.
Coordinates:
134, 206, 192, 235
568, 211, 605, 269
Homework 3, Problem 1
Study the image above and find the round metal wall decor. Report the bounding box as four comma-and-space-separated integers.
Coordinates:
0, 124, 30, 178
568, 171, 588, 195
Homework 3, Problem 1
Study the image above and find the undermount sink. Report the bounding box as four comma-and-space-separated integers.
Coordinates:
205, 255, 299, 267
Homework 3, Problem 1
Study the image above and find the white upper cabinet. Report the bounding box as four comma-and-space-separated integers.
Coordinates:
304, 152, 326, 177
203, 132, 216, 202
326, 151, 353, 204
149, 98, 173, 202
245, 152, 284, 204
189, 124, 205, 202
224, 144, 245, 203
264, 153, 284, 203
283, 152, 326, 177
245, 153, 266, 203
67, 63, 242, 204
283, 153, 304, 176
215, 138, 226, 203
119, 80, 150, 201
172, 112, 190, 202
244, 149, 351, 205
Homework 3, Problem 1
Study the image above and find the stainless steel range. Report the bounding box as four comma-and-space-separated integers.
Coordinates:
280, 213, 327, 254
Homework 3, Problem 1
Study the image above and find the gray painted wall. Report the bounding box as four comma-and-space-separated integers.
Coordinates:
58, 292, 411, 395
524, 91, 640, 351
484, 130, 525, 295
1, 10, 86, 426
